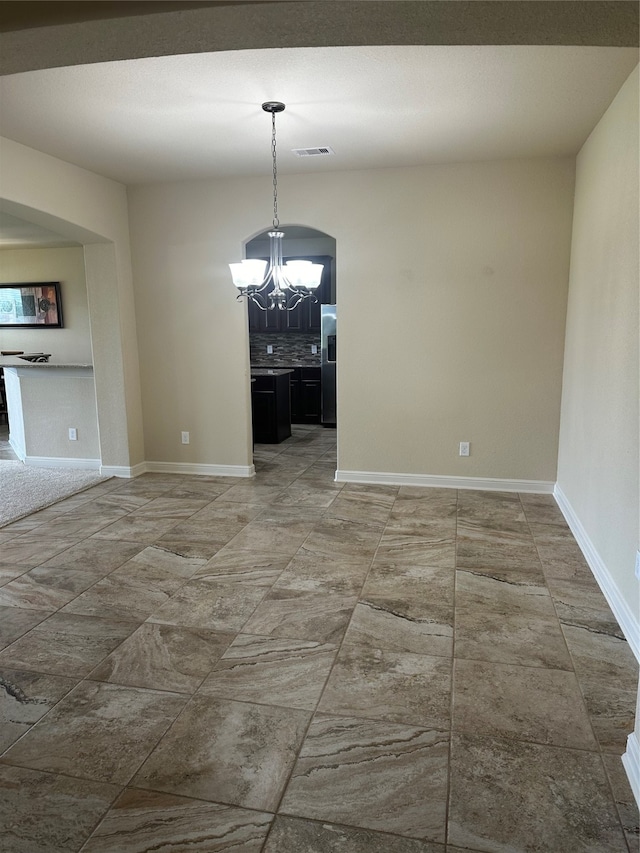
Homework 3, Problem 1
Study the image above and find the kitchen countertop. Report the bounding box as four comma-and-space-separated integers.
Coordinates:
0, 357, 93, 369
250, 368, 295, 377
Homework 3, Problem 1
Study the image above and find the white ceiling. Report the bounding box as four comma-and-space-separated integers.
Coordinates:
1, 45, 637, 185
0, 43, 637, 245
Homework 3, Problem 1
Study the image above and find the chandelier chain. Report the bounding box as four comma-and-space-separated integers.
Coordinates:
229, 100, 324, 310
271, 110, 279, 229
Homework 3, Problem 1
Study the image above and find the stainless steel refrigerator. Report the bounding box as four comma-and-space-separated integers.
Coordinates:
321, 304, 337, 426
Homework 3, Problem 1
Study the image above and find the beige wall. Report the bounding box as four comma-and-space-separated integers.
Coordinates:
0, 137, 144, 469
128, 156, 574, 480
0, 247, 92, 362
557, 67, 639, 620
333, 159, 574, 482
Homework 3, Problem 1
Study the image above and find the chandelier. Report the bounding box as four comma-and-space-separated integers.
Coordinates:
229, 102, 324, 311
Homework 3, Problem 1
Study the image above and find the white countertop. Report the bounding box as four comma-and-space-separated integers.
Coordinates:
251, 368, 295, 377
0, 356, 93, 369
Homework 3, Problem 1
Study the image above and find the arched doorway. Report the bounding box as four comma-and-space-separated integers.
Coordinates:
244, 225, 337, 453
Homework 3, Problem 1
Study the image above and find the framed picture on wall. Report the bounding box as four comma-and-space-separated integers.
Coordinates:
0, 283, 63, 328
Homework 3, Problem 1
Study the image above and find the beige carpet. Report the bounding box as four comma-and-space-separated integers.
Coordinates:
0, 462, 110, 527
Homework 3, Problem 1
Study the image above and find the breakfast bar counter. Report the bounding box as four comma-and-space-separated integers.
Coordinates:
2, 358, 100, 468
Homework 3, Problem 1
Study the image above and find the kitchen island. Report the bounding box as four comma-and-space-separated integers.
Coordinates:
1, 356, 99, 468
250, 369, 294, 444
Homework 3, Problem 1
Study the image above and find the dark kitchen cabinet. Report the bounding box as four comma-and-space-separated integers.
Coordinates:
247, 256, 332, 333
251, 372, 292, 443
289, 367, 321, 424
247, 299, 282, 332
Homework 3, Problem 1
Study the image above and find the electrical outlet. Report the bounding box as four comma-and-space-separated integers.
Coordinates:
635, 551, 640, 581
68, 428, 77, 441
311, 344, 318, 354
459, 441, 470, 457
181, 431, 190, 445
266, 345, 273, 354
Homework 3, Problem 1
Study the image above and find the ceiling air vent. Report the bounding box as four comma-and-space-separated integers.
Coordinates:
292, 146, 335, 157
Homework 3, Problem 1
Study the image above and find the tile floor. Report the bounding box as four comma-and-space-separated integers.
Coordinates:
0, 424, 638, 852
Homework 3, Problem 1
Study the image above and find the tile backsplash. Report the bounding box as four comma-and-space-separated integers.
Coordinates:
250, 333, 321, 367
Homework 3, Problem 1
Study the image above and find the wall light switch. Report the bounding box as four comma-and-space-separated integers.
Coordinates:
68, 428, 77, 441
459, 441, 470, 457
311, 344, 318, 354
266, 345, 273, 354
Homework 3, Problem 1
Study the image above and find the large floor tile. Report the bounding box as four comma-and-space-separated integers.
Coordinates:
324, 489, 396, 526
91, 515, 180, 543
393, 485, 457, 519
242, 589, 357, 644
38, 539, 145, 574
300, 517, 382, 562
0, 534, 81, 568
89, 622, 234, 693
318, 642, 451, 728
60, 572, 177, 622
272, 552, 369, 595
0, 668, 77, 751
454, 570, 572, 669
0, 764, 118, 853
519, 493, 568, 526
363, 563, 455, 607
375, 532, 455, 569
455, 519, 540, 572
452, 658, 597, 749
0, 612, 136, 676
82, 788, 273, 852
263, 815, 445, 852
344, 599, 453, 658
154, 530, 233, 560
547, 575, 625, 639
562, 624, 638, 753
194, 547, 291, 587
0, 604, 53, 650
280, 714, 449, 841
133, 694, 310, 811
2, 680, 187, 784
448, 733, 628, 852
127, 496, 210, 518
160, 479, 236, 500
276, 481, 342, 508
201, 633, 337, 709
147, 579, 266, 631
0, 565, 98, 611
0, 561, 30, 584
456, 490, 526, 525
121, 543, 208, 580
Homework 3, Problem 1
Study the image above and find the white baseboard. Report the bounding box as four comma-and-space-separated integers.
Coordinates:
23, 455, 101, 471
335, 469, 554, 494
101, 460, 256, 479
100, 462, 147, 479
554, 485, 640, 663
145, 461, 255, 478
622, 732, 640, 810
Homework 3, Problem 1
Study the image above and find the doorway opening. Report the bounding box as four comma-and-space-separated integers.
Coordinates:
244, 225, 337, 460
